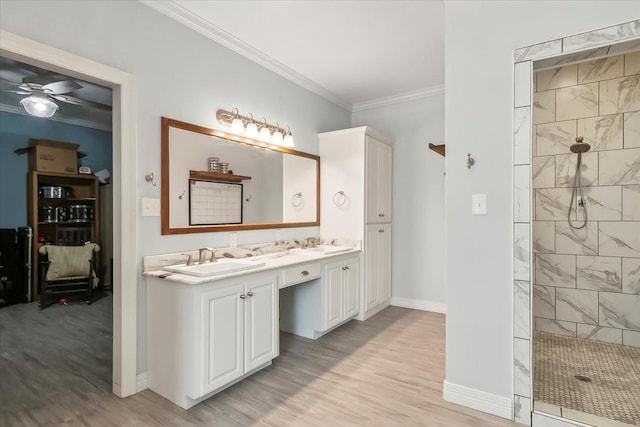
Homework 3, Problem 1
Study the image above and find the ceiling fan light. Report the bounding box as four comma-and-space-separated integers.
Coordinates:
20, 94, 59, 118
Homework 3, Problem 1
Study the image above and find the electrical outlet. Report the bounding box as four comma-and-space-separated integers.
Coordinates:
577, 196, 586, 209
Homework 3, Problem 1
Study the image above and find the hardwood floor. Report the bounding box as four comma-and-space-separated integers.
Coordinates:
0, 296, 517, 426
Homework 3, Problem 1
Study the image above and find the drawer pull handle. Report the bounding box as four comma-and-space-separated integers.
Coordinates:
301, 270, 309, 276
378, 213, 385, 217
240, 294, 246, 299
378, 229, 384, 233
344, 266, 350, 270
247, 291, 254, 297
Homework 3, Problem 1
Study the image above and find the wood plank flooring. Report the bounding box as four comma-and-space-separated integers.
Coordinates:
0, 295, 517, 426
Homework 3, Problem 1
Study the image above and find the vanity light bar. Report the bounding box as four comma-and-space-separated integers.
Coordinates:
216, 108, 294, 147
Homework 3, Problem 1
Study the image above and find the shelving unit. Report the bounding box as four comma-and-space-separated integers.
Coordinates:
189, 170, 251, 183
27, 171, 99, 299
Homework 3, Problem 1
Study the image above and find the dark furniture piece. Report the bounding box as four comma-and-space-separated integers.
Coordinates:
38, 243, 100, 309
0, 227, 32, 307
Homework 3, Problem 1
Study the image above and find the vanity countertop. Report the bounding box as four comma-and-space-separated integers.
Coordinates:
144, 246, 361, 285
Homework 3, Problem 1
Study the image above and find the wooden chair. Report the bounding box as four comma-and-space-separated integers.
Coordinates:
39, 243, 100, 309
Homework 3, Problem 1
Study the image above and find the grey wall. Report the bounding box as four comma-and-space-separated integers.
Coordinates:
445, 1, 640, 400
0, 0, 350, 373
352, 95, 446, 307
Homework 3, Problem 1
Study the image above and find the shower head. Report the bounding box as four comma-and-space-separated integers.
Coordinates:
570, 136, 591, 154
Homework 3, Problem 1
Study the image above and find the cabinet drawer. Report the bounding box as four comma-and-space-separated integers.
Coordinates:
281, 263, 321, 289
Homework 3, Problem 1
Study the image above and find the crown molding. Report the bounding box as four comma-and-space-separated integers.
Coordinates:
351, 84, 445, 112
0, 104, 113, 132
140, 0, 353, 112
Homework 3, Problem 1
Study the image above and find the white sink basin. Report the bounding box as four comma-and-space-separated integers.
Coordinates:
297, 245, 353, 256
164, 259, 266, 277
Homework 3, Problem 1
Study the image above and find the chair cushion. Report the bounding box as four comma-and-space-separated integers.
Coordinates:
39, 243, 100, 286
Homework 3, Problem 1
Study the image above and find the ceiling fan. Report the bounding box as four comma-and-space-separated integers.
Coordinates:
2, 74, 112, 118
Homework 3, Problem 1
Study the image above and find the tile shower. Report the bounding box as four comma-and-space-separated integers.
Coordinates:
532, 50, 640, 348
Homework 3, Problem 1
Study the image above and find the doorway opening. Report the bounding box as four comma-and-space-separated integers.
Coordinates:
0, 30, 138, 398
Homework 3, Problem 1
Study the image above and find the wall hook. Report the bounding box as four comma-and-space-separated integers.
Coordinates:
178, 189, 185, 199
467, 153, 476, 169
145, 172, 157, 187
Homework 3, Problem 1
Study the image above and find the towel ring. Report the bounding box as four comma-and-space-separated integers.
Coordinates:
291, 192, 303, 208
333, 191, 347, 207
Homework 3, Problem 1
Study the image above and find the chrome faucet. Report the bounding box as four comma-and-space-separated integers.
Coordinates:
199, 247, 213, 264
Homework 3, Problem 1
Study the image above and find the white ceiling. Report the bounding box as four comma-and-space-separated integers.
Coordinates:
147, 0, 445, 111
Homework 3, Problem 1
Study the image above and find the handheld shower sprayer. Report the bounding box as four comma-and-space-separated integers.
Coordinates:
567, 136, 591, 229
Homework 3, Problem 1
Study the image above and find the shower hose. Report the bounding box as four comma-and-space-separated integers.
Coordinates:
567, 152, 588, 229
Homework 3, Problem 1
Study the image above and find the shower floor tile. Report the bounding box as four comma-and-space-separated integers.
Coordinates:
534, 331, 640, 426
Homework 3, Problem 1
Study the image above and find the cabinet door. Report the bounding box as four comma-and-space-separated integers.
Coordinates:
343, 257, 360, 319
244, 276, 279, 372
365, 139, 380, 224
323, 260, 344, 330
365, 138, 392, 223
200, 283, 244, 397
365, 225, 381, 312
378, 224, 392, 303
378, 142, 392, 221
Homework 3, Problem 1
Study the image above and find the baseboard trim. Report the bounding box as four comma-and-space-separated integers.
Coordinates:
443, 379, 512, 420
391, 297, 446, 314
136, 372, 148, 393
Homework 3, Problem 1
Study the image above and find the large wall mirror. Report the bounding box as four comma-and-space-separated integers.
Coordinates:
161, 117, 320, 234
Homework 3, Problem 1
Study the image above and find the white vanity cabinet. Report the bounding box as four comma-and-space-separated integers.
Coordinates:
147, 271, 279, 409
365, 223, 391, 312
323, 257, 360, 330
365, 137, 392, 224
319, 126, 393, 320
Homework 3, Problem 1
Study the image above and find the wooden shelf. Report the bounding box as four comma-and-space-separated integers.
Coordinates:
428, 143, 446, 157
189, 170, 252, 183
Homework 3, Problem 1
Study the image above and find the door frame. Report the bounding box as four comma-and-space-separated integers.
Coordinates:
511, 21, 640, 425
0, 30, 138, 397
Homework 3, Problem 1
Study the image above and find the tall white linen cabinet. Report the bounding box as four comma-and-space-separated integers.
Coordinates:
318, 126, 393, 321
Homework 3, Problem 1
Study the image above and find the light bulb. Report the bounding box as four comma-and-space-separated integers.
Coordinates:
272, 130, 284, 145
259, 126, 271, 142
283, 133, 295, 148
245, 121, 259, 138
231, 117, 244, 134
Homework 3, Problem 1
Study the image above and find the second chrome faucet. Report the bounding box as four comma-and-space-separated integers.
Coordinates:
199, 247, 216, 264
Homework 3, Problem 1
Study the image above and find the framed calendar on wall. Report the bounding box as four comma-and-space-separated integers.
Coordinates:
189, 180, 243, 225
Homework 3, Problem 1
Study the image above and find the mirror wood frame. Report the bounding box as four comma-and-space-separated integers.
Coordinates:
161, 117, 320, 235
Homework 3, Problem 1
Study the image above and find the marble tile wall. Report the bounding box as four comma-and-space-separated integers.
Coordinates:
532, 51, 640, 348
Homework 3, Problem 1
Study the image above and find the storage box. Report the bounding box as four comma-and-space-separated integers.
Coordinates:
17, 139, 80, 174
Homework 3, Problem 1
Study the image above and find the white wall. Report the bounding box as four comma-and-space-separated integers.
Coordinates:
445, 0, 640, 401
352, 94, 446, 306
0, 0, 350, 373
282, 155, 317, 223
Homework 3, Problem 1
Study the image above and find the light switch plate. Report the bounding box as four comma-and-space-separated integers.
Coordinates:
142, 197, 161, 217
472, 194, 487, 215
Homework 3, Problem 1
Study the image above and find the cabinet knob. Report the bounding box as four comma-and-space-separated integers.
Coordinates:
344, 266, 350, 270
247, 291, 254, 297
240, 294, 246, 299
300, 270, 309, 276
